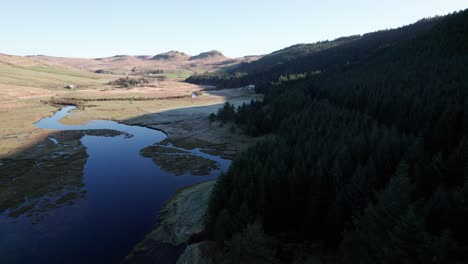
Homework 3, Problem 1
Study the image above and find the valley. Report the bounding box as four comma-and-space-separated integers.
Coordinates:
0, 51, 260, 263
1, 3, 468, 263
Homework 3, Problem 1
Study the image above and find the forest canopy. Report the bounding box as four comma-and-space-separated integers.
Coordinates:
201, 10, 468, 263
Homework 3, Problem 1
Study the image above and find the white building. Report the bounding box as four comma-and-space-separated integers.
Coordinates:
246, 84, 255, 90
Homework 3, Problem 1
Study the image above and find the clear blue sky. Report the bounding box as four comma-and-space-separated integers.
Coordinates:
1, 0, 466, 58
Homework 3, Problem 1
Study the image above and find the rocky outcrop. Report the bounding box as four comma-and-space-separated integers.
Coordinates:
189, 50, 225, 60
145, 180, 213, 244
176, 241, 218, 264
151, 51, 190, 61
124, 180, 216, 263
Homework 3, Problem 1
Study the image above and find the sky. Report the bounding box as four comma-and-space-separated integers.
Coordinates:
1, 0, 466, 58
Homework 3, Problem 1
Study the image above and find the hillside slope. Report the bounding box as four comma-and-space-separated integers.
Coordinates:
202, 9, 468, 263
0, 53, 107, 89
28, 51, 259, 78
186, 15, 443, 88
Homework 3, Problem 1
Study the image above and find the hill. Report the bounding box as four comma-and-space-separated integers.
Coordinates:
200, 9, 468, 263
0, 53, 106, 89
185, 16, 443, 88
189, 50, 226, 60
29, 50, 257, 78
150, 51, 190, 61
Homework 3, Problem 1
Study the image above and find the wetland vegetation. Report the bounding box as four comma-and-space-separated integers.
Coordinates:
0, 106, 232, 263
2, 3, 467, 264
140, 145, 220, 176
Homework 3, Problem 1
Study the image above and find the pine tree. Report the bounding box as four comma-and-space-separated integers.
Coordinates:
341, 160, 412, 264
420, 229, 464, 263
214, 209, 234, 244
223, 223, 277, 264
385, 204, 428, 263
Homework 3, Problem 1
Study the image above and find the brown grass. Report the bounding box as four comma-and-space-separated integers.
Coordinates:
0, 53, 261, 158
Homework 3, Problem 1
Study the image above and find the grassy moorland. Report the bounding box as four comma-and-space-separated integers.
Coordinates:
0, 51, 261, 234
0, 52, 260, 158
0, 54, 112, 157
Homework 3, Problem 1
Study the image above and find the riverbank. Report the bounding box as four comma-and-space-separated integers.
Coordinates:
0, 130, 88, 219
1, 104, 226, 263
0, 78, 260, 262
59, 86, 262, 160
124, 180, 216, 263
0, 75, 260, 158
0, 128, 135, 219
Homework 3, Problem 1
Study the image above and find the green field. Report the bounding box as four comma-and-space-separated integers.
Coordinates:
0, 65, 107, 89
150, 69, 193, 79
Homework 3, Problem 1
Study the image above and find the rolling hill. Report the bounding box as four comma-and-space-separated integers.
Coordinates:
26, 50, 260, 78
200, 9, 468, 263
0, 53, 106, 89
185, 14, 445, 88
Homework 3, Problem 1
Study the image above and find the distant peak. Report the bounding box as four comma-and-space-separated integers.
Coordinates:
150, 51, 190, 60
190, 50, 225, 60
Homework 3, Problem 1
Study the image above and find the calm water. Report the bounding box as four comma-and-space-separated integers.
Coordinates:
0, 106, 230, 263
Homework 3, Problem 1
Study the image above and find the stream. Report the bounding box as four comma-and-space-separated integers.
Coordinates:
0, 106, 230, 263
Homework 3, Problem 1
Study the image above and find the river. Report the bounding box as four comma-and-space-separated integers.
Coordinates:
0, 106, 230, 263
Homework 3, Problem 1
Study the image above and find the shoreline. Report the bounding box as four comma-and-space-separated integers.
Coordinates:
0, 84, 259, 263
124, 180, 217, 263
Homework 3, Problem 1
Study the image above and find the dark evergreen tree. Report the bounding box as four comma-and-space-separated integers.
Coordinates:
201, 9, 468, 263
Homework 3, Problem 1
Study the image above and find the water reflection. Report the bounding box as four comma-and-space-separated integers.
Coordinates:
0, 106, 230, 264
